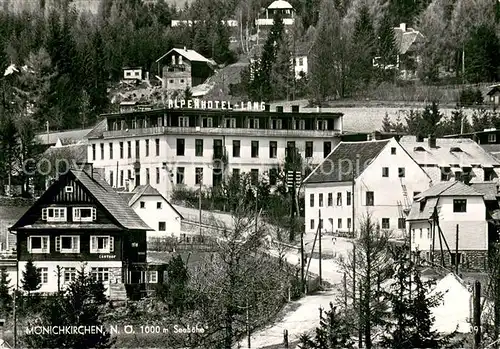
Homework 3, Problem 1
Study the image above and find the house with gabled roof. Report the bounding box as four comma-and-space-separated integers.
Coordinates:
303, 138, 431, 237
118, 184, 183, 242
406, 181, 490, 271
393, 23, 425, 79
9, 165, 152, 299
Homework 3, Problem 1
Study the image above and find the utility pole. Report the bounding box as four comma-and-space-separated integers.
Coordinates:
46, 120, 49, 145
198, 171, 202, 236
455, 224, 459, 275
56, 265, 61, 293
255, 187, 258, 234
359, 280, 363, 348
462, 44, 465, 85
473, 281, 481, 349
318, 209, 322, 287
246, 295, 251, 348
13, 257, 18, 349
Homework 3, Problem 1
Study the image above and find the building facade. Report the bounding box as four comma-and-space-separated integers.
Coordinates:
9, 168, 151, 297
85, 102, 343, 196
255, 0, 295, 26
123, 67, 143, 81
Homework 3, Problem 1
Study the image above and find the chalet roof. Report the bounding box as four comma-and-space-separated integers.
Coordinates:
268, 0, 293, 9
393, 27, 425, 55
304, 140, 390, 184
85, 119, 107, 140
127, 184, 183, 218
470, 182, 499, 201
155, 48, 211, 64
36, 127, 93, 146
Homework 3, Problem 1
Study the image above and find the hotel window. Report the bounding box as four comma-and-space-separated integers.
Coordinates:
366, 191, 374, 206
269, 168, 278, 185
453, 199, 467, 212
42, 207, 67, 222
127, 141, 132, 158
195, 139, 203, 156
119, 142, 124, 159
225, 118, 236, 128
247, 118, 259, 128
157, 202, 162, 209
28, 236, 49, 253
146, 271, 158, 283
100, 143, 104, 159
319, 193, 324, 207
398, 167, 405, 178
146, 168, 150, 184
158, 222, 166, 231
286, 141, 296, 156
398, 218, 406, 229
64, 267, 77, 283
92, 144, 96, 160
232, 168, 240, 178
382, 167, 389, 177
316, 120, 328, 130
110, 170, 114, 187
55, 236, 80, 253
145, 140, 150, 156
488, 134, 497, 143
195, 168, 203, 185
347, 218, 352, 229
391, 147, 396, 155
176, 167, 185, 184
38, 267, 48, 284
297, 119, 305, 130
179, 116, 189, 127
327, 193, 333, 206
269, 141, 277, 158
336, 193, 342, 206
250, 169, 259, 185
91, 267, 109, 282
202, 117, 213, 127
72, 207, 96, 222
135, 140, 139, 158
90, 236, 114, 254
382, 218, 390, 229
109, 143, 113, 159
213, 139, 223, 158
271, 119, 282, 129
310, 193, 314, 207
310, 219, 315, 229
120, 170, 124, 187
319, 219, 323, 229
338, 218, 342, 229
251, 141, 259, 158
305, 141, 313, 158
232, 140, 241, 157
155, 139, 160, 156
323, 141, 332, 158
132, 119, 137, 129
176, 139, 185, 156
156, 167, 160, 184
346, 191, 351, 205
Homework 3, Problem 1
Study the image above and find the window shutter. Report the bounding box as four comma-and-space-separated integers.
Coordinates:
109, 236, 114, 253
55, 236, 60, 252
92, 208, 96, 221
91, 236, 96, 251
73, 237, 79, 252
27, 237, 31, 252
61, 208, 67, 220
42, 208, 47, 221
73, 208, 79, 220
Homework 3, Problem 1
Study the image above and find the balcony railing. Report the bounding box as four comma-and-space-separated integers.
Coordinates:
104, 126, 341, 139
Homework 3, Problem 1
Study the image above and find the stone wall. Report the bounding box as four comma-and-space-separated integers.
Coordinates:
425, 250, 488, 272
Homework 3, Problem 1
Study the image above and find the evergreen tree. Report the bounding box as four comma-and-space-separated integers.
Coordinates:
350, 4, 376, 89
381, 112, 392, 132
270, 35, 294, 101
21, 259, 41, 295
376, 12, 397, 80
464, 24, 500, 83
0, 267, 12, 314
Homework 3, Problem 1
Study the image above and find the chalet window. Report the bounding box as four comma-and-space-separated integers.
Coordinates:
319, 193, 323, 207
147, 271, 158, 283
42, 207, 67, 222
382, 218, 390, 229
55, 236, 80, 253
202, 117, 213, 127
90, 236, 114, 254
382, 167, 389, 177
177, 139, 185, 156
346, 192, 351, 205
488, 134, 496, 143
64, 267, 76, 283
269, 141, 277, 158
366, 191, 374, 206
232, 140, 241, 157
251, 141, 259, 158
195, 139, 203, 156
398, 218, 406, 229
92, 144, 96, 161
338, 218, 342, 229
65, 186, 73, 193
140, 201, 145, 208
156, 167, 160, 184
176, 167, 185, 184
179, 117, 189, 127
336, 193, 342, 206
38, 267, 48, 284
305, 141, 313, 158
28, 236, 49, 253
100, 143, 104, 160
399, 167, 405, 178
91, 267, 109, 282
119, 142, 124, 159
158, 222, 166, 231
73, 207, 96, 222
127, 141, 132, 158
310, 194, 314, 207
327, 193, 333, 206
145, 139, 149, 156
109, 143, 113, 159
225, 118, 236, 128
323, 142, 332, 158
453, 199, 467, 212
155, 139, 160, 156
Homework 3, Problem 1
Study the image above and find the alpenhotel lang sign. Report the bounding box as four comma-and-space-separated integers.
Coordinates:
167, 99, 266, 111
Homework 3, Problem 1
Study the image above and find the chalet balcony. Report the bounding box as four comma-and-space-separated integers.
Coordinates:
104, 126, 341, 139
255, 18, 294, 26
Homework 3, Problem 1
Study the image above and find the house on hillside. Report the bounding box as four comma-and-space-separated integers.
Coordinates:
155, 47, 214, 91
122, 67, 144, 81
406, 181, 490, 271
294, 42, 310, 79
303, 138, 431, 238
118, 184, 183, 242
255, 0, 295, 27
9, 166, 153, 300
487, 85, 500, 107
393, 23, 425, 79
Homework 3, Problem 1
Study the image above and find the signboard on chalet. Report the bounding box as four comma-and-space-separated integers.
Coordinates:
167, 99, 266, 111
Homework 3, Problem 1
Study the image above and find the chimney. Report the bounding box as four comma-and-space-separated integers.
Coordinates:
316, 106, 322, 113
291, 105, 299, 113
400, 23, 406, 31
276, 105, 283, 113
264, 104, 271, 112
416, 134, 424, 142
428, 134, 437, 148
183, 46, 187, 51
76, 162, 94, 178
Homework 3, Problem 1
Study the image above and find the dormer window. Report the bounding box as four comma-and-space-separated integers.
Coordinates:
450, 147, 462, 152
42, 207, 67, 222
414, 146, 425, 151
419, 200, 426, 211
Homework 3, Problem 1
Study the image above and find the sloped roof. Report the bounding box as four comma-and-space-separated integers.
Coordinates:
85, 119, 107, 140
156, 48, 211, 64
268, 0, 293, 9
415, 181, 482, 200
305, 140, 390, 183
43, 143, 87, 164
127, 184, 183, 219
470, 182, 499, 201
407, 197, 438, 221
393, 27, 425, 55
36, 127, 93, 145
487, 85, 500, 95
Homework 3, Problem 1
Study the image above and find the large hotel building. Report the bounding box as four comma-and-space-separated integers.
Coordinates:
85, 100, 344, 196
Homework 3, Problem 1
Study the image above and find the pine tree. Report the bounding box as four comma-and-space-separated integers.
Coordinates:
350, 4, 376, 89
21, 259, 41, 295
464, 24, 500, 83
376, 12, 397, 79
0, 267, 12, 314
270, 35, 294, 101
381, 112, 392, 132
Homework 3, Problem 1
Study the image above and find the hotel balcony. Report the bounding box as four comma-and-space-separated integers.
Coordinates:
255, 18, 294, 26
103, 126, 341, 139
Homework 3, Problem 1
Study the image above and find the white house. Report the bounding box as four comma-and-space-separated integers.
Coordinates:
119, 184, 183, 241
123, 67, 143, 81
406, 181, 488, 271
255, 0, 295, 26
303, 138, 431, 237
